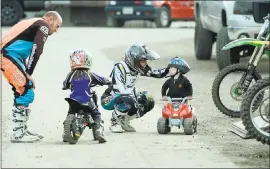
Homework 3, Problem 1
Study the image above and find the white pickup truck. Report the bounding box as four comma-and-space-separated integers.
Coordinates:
193, 1, 263, 70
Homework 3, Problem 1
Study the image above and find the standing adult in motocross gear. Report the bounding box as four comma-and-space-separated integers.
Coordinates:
101, 44, 169, 133
62, 49, 108, 143
1, 11, 62, 143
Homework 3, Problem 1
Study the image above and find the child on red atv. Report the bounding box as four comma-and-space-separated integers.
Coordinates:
161, 57, 193, 100
158, 57, 197, 135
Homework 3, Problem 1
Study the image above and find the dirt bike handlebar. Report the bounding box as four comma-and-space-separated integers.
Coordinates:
90, 81, 112, 87
264, 14, 270, 21
162, 97, 193, 104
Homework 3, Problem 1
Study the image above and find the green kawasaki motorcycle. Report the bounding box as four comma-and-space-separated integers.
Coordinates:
212, 14, 270, 118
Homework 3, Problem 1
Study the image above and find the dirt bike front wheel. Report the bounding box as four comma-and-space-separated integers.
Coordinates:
64, 114, 83, 144
211, 63, 262, 118
241, 77, 270, 145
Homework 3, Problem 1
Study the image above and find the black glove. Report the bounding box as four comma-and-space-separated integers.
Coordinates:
62, 86, 69, 90
104, 81, 112, 85
137, 104, 145, 117
140, 65, 152, 76
62, 80, 70, 90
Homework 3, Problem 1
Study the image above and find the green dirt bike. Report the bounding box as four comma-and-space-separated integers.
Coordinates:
240, 77, 269, 145
212, 14, 270, 118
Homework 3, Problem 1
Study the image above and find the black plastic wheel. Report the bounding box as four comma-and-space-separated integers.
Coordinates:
157, 117, 170, 134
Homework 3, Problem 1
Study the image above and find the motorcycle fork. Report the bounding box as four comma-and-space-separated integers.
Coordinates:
238, 66, 256, 93
238, 44, 265, 92
75, 111, 87, 132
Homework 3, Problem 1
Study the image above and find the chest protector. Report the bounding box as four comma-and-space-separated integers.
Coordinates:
110, 61, 138, 89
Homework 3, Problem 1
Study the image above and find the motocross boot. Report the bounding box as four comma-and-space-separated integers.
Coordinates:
94, 116, 107, 143
10, 105, 41, 143
24, 107, 44, 139
120, 114, 137, 132
120, 105, 144, 132
109, 112, 124, 133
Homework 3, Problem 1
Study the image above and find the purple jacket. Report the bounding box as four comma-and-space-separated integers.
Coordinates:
63, 70, 108, 103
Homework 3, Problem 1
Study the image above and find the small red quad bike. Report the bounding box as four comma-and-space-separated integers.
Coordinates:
157, 97, 197, 135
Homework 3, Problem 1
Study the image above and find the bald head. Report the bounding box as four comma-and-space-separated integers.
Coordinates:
43, 11, 62, 22
43, 11, 62, 35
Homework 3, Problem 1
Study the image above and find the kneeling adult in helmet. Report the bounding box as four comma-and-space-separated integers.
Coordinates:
101, 44, 168, 133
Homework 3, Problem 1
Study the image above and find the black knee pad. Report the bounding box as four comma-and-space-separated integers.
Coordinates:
89, 99, 100, 113
114, 95, 137, 114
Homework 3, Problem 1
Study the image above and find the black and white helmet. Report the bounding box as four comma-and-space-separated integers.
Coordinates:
124, 44, 160, 74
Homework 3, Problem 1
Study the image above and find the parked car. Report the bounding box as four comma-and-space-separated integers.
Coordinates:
1, 0, 45, 26
194, 1, 263, 70
44, 0, 108, 26
105, 0, 194, 28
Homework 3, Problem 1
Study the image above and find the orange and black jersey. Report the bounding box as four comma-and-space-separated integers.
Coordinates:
1, 18, 49, 75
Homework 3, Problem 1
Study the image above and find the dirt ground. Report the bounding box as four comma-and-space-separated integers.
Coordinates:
1, 23, 269, 168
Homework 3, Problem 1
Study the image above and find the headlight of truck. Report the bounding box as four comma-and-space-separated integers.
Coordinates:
145, 1, 153, 5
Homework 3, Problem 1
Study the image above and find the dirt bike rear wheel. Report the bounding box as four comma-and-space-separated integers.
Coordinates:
64, 114, 83, 144
157, 117, 170, 134
241, 77, 270, 145
212, 63, 262, 118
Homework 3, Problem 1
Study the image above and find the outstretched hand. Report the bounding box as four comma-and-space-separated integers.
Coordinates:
140, 70, 151, 77
26, 73, 35, 89
161, 96, 167, 101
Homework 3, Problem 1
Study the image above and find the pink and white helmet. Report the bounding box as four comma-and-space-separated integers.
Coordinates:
69, 49, 92, 70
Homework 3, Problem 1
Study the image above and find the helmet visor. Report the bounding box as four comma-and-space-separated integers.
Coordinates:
143, 48, 160, 60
